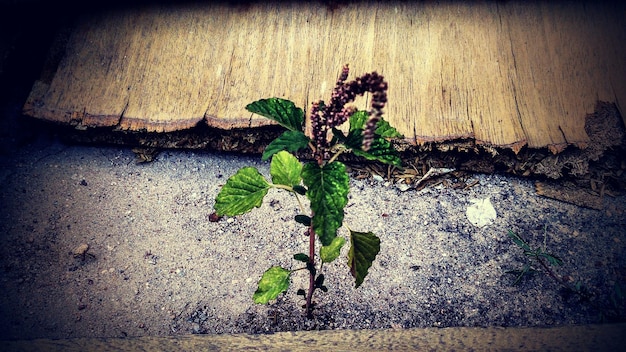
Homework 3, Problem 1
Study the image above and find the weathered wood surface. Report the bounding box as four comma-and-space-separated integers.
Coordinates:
3, 324, 626, 352
24, 1, 626, 153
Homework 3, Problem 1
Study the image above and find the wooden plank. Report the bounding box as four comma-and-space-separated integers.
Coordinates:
372, 2, 527, 150
3, 324, 626, 352
23, 1, 626, 151
500, 2, 626, 153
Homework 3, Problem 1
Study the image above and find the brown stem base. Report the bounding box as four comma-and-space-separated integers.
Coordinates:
305, 226, 315, 319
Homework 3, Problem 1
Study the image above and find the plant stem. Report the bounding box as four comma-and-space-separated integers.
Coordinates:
272, 184, 294, 192
271, 184, 306, 212
327, 145, 347, 164
305, 225, 316, 319
536, 257, 567, 287
535, 256, 592, 301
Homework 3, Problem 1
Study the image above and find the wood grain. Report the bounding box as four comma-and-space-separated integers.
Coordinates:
23, 1, 626, 152
3, 324, 626, 352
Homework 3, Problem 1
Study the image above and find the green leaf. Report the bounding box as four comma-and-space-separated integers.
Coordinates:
507, 264, 536, 285
293, 185, 307, 195
345, 114, 403, 167
315, 274, 325, 288
306, 262, 316, 276
340, 126, 401, 167
293, 253, 309, 263
337, 128, 364, 150
270, 151, 302, 187
320, 236, 346, 263
253, 266, 291, 304
262, 130, 310, 161
352, 137, 402, 167
349, 110, 369, 131
349, 112, 402, 139
375, 118, 404, 138
539, 252, 563, 266
347, 230, 381, 288
507, 230, 532, 252
302, 161, 350, 246
294, 214, 311, 226
214, 167, 270, 216
246, 98, 304, 132
331, 127, 348, 143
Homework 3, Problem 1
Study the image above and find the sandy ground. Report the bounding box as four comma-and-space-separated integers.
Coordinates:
0, 132, 625, 341
1, 0, 625, 344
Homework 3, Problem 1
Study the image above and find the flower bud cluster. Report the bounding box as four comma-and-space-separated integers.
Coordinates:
361, 74, 387, 151
310, 65, 388, 158
310, 101, 328, 151
361, 115, 380, 152
326, 66, 356, 128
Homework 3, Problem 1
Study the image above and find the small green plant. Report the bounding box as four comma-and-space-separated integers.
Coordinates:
506, 227, 593, 300
213, 65, 402, 318
506, 228, 564, 286
506, 227, 626, 322
506, 227, 626, 323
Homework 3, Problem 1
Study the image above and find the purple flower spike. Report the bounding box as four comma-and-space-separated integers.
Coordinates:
309, 65, 389, 160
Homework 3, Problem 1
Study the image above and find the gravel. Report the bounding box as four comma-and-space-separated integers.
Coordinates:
0, 139, 625, 340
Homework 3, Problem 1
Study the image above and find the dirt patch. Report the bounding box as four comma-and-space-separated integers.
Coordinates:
1, 136, 625, 340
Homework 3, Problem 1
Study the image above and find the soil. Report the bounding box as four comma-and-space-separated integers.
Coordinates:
1, 130, 625, 341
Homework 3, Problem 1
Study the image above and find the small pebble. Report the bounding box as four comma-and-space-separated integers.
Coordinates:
71, 243, 90, 257
396, 183, 411, 192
